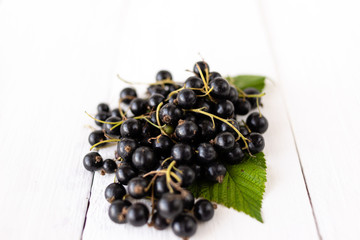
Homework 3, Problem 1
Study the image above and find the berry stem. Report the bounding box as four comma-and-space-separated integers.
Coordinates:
161, 156, 173, 166
166, 161, 177, 193
195, 63, 214, 102
85, 111, 120, 124
90, 139, 121, 150
156, 102, 167, 135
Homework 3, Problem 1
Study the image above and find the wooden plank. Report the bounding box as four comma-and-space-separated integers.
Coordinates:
260, 0, 360, 239
83, 1, 318, 239
0, 0, 125, 239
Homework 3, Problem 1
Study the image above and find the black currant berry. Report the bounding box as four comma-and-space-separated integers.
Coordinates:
127, 203, 149, 227
209, 71, 221, 82
175, 120, 198, 142
108, 200, 131, 224
154, 175, 169, 198
103, 116, 121, 136
182, 190, 195, 210
194, 98, 212, 113
171, 214, 197, 238
185, 76, 204, 90
193, 61, 209, 78
130, 98, 148, 116
219, 119, 240, 137
214, 132, 235, 151
117, 138, 138, 162
159, 103, 183, 126
83, 152, 103, 172
247, 132, 265, 154
171, 143, 193, 164
209, 77, 230, 98
148, 93, 165, 109
97, 103, 110, 113
213, 99, 234, 118
243, 87, 261, 109
147, 85, 166, 96
152, 211, 169, 230
157, 193, 184, 219
104, 182, 126, 203
94, 112, 111, 127
176, 165, 196, 187
116, 164, 137, 185
194, 199, 214, 222
168, 93, 178, 104
111, 108, 121, 118
102, 159, 117, 173
246, 112, 268, 134
203, 162, 226, 183
120, 118, 142, 139
176, 89, 197, 109
222, 142, 245, 165
152, 135, 173, 157
131, 146, 156, 171
234, 98, 251, 115
120, 87, 137, 104
182, 112, 197, 122
156, 70, 172, 81
198, 119, 217, 141
228, 86, 239, 103
127, 177, 148, 199
164, 84, 179, 95
196, 143, 217, 165
88, 130, 106, 146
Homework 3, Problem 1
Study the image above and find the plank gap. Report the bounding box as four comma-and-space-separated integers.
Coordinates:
81, 172, 95, 240
257, 0, 322, 239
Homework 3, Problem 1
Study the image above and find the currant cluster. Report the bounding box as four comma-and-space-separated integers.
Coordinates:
83, 61, 268, 239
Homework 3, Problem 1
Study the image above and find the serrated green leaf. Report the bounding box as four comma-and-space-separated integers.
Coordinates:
188, 152, 267, 222
226, 75, 266, 92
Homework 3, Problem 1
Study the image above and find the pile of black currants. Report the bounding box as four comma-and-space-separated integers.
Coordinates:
83, 61, 268, 239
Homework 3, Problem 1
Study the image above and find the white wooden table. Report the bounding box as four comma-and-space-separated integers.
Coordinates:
1, 0, 359, 239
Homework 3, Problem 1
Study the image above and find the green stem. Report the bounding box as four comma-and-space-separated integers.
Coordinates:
90, 139, 121, 150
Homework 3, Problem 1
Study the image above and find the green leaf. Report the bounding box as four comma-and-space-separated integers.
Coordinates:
226, 75, 266, 92
188, 152, 267, 222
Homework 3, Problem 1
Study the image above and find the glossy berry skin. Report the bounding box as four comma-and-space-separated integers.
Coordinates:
203, 162, 226, 183
164, 84, 179, 95
83, 152, 103, 172
213, 99, 234, 118
157, 193, 184, 219
103, 116, 121, 136
171, 214, 197, 238
194, 199, 214, 222
171, 143, 193, 164
102, 159, 117, 173
246, 112, 268, 134
176, 165, 196, 187
214, 132, 235, 151
182, 112, 197, 122
154, 175, 169, 198
148, 85, 166, 96
168, 93, 178, 104
244, 87, 261, 109
152, 135, 173, 157
239, 126, 250, 137
159, 103, 183, 126
234, 98, 251, 115
196, 143, 217, 165
88, 130, 106, 146
176, 89, 197, 109
198, 119, 217, 141
228, 86, 239, 103
97, 103, 110, 113
182, 190, 195, 210
209, 71, 221, 82
131, 147, 156, 172
127, 177, 148, 199
193, 61, 209, 78
222, 142, 245, 165
209, 78, 230, 98
152, 211, 169, 230
117, 138, 138, 162
184, 76, 204, 90
194, 98, 212, 113
156, 70, 172, 81
116, 164, 137, 185
247, 132, 265, 154
111, 108, 121, 118
94, 112, 110, 127
104, 183, 126, 203
120, 87, 137, 104
130, 98, 148, 116
175, 121, 198, 142
120, 118, 141, 139
127, 203, 149, 227
219, 119, 240, 137
148, 93, 165, 109
108, 200, 131, 224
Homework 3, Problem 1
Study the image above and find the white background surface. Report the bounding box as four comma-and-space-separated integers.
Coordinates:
0, 0, 359, 239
